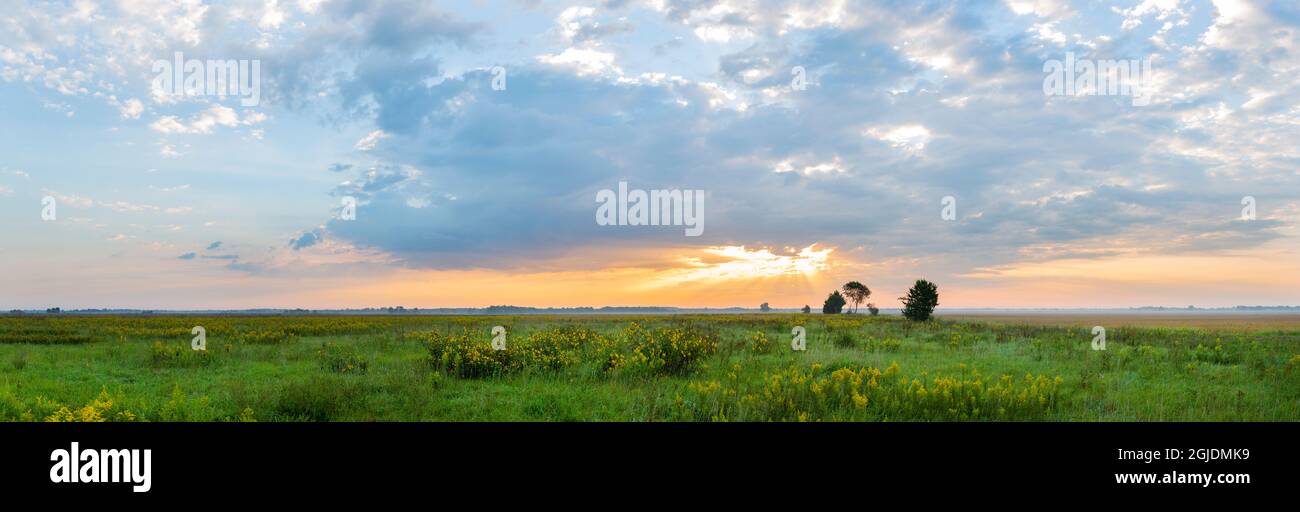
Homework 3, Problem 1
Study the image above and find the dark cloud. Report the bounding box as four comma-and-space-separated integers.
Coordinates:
261, 0, 1293, 277
290, 230, 322, 250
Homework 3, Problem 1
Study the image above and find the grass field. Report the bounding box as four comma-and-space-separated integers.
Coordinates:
1, 314, 1298, 421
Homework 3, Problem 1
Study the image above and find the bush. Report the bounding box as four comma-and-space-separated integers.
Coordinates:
317, 342, 369, 374
679, 362, 1063, 421
833, 331, 856, 348
624, 323, 718, 375
865, 337, 901, 352
0, 331, 94, 344
150, 341, 212, 368
421, 326, 600, 378
273, 376, 364, 421
238, 329, 297, 344
748, 331, 772, 354
423, 330, 512, 378
822, 291, 846, 314
156, 385, 214, 421
1189, 340, 1238, 365
45, 389, 138, 422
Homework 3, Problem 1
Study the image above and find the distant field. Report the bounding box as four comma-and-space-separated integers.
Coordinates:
2, 314, 1298, 421
942, 312, 1300, 330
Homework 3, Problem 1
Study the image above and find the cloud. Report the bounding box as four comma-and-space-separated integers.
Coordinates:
353, 130, 390, 151
177, 252, 196, 260
119, 98, 145, 119
6, 0, 1300, 308
206, 241, 222, 250
866, 124, 933, 153
149, 106, 266, 135
537, 47, 620, 77
289, 230, 322, 250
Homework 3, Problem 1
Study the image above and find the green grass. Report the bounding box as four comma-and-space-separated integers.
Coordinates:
1, 314, 1298, 421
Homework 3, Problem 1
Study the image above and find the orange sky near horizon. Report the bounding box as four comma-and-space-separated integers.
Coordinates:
8, 241, 1298, 310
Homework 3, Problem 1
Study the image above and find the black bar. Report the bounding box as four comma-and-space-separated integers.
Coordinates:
4, 422, 1292, 500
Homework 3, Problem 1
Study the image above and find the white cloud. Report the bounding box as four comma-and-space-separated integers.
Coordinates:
43, 191, 94, 208
867, 124, 932, 153
149, 106, 266, 134
354, 130, 390, 151
537, 47, 620, 77
773, 156, 845, 175
119, 98, 145, 119
1005, 0, 1070, 18
557, 6, 597, 42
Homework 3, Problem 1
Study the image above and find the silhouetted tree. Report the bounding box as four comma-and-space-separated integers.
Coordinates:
822, 291, 846, 314
900, 280, 939, 321
760, 302, 771, 312
801, 305, 811, 314
842, 281, 870, 313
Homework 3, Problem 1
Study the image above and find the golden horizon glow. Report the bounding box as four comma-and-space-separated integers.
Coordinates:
7, 238, 1300, 310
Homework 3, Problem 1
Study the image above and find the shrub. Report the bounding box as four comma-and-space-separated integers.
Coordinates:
0, 385, 33, 421
624, 322, 718, 375
273, 376, 364, 421
748, 331, 772, 354
833, 331, 856, 348
822, 291, 846, 314
424, 330, 512, 378
420, 326, 601, 378
1189, 340, 1238, 365
679, 362, 1063, 421
317, 342, 369, 374
866, 337, 901, 352
238, 329, 297, 344
150, 341, 212, 368
156, 385, 213, 421
0, 331, 94, 344
45, 389, 138, 422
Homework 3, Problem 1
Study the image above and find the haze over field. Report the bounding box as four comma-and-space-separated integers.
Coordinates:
2, 0, 1299, 310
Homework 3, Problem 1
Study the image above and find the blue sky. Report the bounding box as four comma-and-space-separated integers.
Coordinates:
1, 0, 1298, 309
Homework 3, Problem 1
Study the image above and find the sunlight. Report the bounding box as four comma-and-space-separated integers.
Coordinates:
652, 244, 834, 286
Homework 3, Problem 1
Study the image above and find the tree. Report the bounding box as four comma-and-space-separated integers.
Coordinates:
822, 291, 846, 314
866, 303, 879, 316
759, 302, 771, 312
801, 305, 811, 314
900, 279, 939, 321
841, 281, 870, 313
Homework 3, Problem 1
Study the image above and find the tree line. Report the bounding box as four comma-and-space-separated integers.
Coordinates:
800, 279, 939, 321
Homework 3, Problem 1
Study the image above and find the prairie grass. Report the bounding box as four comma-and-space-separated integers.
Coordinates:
0, 314, 1296, 421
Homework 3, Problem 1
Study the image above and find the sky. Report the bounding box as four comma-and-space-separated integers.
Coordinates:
1, 0, 1298, 310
